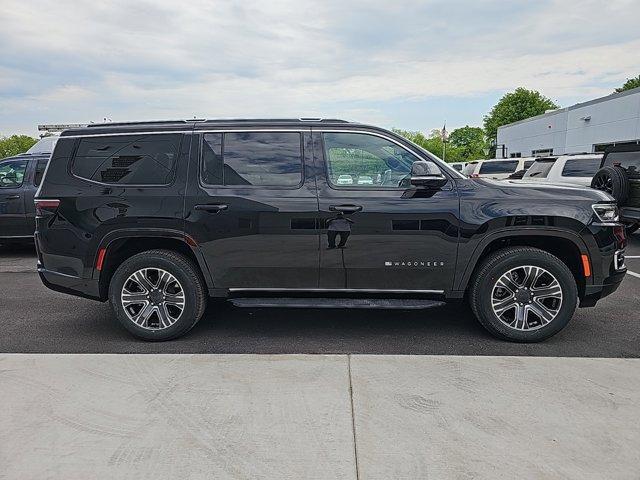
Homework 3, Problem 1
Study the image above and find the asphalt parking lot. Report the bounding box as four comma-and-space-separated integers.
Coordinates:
1, 235, 639, 356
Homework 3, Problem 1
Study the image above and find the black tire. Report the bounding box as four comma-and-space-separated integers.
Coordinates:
591, 166, 629, 205
469, 247, 578, 342
108, 249, 207, 341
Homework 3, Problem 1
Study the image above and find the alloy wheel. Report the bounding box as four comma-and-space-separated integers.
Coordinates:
120, 268, 185, 330
491, 265, 563, 331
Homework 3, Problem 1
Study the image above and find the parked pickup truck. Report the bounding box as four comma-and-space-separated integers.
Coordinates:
0, 136, 57, 244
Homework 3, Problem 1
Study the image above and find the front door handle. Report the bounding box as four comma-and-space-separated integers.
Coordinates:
2, 195, 20, 200
329, 204, 363, 213
194, 204, 228, 213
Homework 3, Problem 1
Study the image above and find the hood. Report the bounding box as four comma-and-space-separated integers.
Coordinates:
474, 178, 614, 203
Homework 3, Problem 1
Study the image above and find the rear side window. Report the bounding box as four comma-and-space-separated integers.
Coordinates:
201, 132, 302, 187
34, 159, 48, 186
524, 160, 555, 179
524, 160, 535, 169
72, 134, 181, 185
479, 161, 519, 174
604, 151, 640, 179
561, 159, 601, 177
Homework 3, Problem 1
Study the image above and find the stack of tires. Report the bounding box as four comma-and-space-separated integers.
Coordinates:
591, 166, 639, 234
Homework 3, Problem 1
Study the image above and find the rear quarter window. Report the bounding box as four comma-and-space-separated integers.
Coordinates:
72, 134, 182, 185
524, 160, 555, 179
478, 160, 519, 174
561, 158, 601, 177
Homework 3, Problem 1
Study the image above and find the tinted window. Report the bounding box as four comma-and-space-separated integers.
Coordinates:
524, 160, 555, 179
73, 134, 181, 184
452, 164, 463, 171
0, 159, 28, 188
201, 132, 302, 187
478, 161, 519, 174
524, 160, 535, 169
34, 159, 48, 186
604, 151, 640, 179
323, 133, 419, 188
561, 159, 601, 177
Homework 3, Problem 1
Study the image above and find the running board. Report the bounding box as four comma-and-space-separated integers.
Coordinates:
228, 297, 446, 309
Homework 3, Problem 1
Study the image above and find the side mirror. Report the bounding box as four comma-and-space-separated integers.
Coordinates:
410, 161, 447, 189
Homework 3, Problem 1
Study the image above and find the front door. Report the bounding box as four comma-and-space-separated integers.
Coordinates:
0, 158, 30, 238
315, 130, 459, 293
184, 129, 320, 289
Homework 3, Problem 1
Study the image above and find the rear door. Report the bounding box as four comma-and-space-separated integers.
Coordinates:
184, 128, 320, 289
0, 158, 30, 238
314, 129, 459, 292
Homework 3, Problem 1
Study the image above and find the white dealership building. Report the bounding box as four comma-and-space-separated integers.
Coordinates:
495, 86, 640, 158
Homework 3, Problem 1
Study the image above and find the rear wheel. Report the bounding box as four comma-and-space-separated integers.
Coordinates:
470, 247, 578, 342
108, 249, 207, 341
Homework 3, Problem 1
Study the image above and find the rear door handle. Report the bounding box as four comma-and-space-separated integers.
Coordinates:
2, 195, 20, 200
329, 204, 363, 213
194, 204, 228, 213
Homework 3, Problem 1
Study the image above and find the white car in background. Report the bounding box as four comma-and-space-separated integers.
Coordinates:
462, 158, 534, 180
522, 154, 603, 187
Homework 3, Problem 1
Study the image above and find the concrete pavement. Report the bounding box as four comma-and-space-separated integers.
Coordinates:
2, 354, 640, 479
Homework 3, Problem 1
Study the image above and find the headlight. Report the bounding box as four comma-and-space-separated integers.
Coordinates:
592, 203, 619, 223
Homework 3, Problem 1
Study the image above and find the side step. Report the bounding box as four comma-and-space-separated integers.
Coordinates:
229, 297, 446, 309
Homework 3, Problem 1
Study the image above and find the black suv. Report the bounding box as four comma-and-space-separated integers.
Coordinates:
35, 119, 627, 342
591, 143, 640, 234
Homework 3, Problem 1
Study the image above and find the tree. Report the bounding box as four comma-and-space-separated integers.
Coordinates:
0, 135, 37, 159
448, 126, 486, 160
483, 88, 559, 142
615, 75, 640, 93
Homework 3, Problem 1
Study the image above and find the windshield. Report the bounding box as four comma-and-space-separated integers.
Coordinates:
26, 136, 58, 154
524, 160, 556, 178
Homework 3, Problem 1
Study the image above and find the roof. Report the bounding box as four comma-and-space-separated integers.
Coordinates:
60, 118, 360, 136
497, 85, 640, 130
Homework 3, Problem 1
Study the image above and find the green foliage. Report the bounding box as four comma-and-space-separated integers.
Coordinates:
0, 135, 38, 159
393, 127, 486, 162
615, 75, 640, 93
483, 88, 559, 141
448, 126, 486, 160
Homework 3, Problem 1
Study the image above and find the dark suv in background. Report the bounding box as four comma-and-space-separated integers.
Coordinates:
591, 143, 640, 234
0, 136, 57, 244
35, 119, 627, 342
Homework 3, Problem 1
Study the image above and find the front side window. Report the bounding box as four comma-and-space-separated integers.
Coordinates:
323, 132, 419, 188
561, 159, 601, 177
0, 159, 28, 188
479, 160, 519, 174
73, 134, 181, 185
201, 132, 302, 187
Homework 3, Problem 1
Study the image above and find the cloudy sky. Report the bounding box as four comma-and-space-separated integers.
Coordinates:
1, 0, 639, 136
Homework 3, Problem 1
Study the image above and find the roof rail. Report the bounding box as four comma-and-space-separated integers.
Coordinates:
86, 120, 192, 128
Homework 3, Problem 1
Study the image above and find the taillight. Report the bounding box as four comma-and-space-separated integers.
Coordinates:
35, 199, 60, 216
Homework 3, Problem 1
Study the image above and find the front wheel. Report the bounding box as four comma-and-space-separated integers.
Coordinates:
469, 247, 578, 342
108, 249, 207, 341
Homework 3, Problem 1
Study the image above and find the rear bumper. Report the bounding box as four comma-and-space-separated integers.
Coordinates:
38, 265, 103, 301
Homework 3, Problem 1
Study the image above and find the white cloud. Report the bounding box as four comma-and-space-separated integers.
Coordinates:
1, 0, 639, 134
